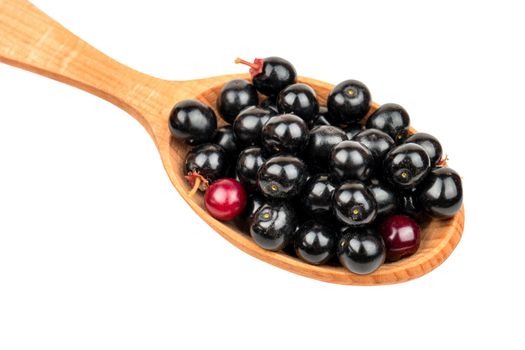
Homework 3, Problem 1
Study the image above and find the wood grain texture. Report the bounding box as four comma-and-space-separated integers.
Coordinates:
0, 0, 464, 285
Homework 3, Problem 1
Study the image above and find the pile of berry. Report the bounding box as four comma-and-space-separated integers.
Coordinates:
168, 57, 463, 275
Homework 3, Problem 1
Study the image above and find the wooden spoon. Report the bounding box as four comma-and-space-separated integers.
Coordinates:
0, 0, 464, 285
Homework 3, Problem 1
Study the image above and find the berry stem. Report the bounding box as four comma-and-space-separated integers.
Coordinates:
235, 57, 264, 77
188, 177, 201, 197
235, 57, 260, 70
437, 154, 449, 166
185, 172, 209, 197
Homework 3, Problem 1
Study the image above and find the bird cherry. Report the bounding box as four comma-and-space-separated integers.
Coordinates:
378, 215, 420, 262
204, 178, 247, 221
235, 57, 297, 96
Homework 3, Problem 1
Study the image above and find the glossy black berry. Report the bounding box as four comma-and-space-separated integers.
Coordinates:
304, 125, 347, 170
418, 167, 463, 218
261, 114, 309, 154
327, 80, 371, 124
294, 221, 336, 265
404, 132, 443, 166
260, 96, 279, 115
333, 181, 377, 226
344, 124, 364, 140
236, 57, 297, 96
383, 143, 431, 190
337, 228, 386, 274
238, 193, 266, 230
212, 126, 238, 155
366, 103, 410, 142
217, 79, 258, 123
250, 202, 296, 251
354, 128, 395, 163
299, 174, 336, 218
184, 143, 228, 182
169, 99, 217, 145
277, 83, 319, 122
308, 106, 334, 128
233, 107, 272, 146
236, 146, 266, 190
368, 181, 397, 217
398, 191, 422, 216
330, 141, 375, 182
257, 155, 307, 199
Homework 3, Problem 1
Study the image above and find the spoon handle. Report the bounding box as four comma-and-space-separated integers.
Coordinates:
0, 0, 165, 127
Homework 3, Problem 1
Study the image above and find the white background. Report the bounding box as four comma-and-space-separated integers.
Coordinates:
1, 0, 524, 349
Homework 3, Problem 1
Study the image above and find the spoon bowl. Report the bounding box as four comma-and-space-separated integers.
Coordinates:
0, 0, 464, 285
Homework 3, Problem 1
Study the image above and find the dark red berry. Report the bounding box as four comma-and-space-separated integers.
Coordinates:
379, 215, 420, 262
204, 178, 247, 221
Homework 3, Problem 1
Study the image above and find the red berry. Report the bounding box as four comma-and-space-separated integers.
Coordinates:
204, 178, 247, 221
379, 215, 421, 262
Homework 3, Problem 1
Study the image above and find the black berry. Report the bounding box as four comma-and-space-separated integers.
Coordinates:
368, 181, 397, 217
238, 193, 266, 230
169, 99, 216, 145
330, 141, 375, 182
308, 106, 334, 128
354, 128, 395, 164
277, 83, 319, 122
299, 174, 336, 218
236, 57, 297, 96
261, 114, 309, 154
327, 80, 371, 124
213, 126, 238, 155
337, 228, 385, 274
404, 132, 443, 166
260, 96, 279, 115
304, 125, 347, 171
418, 167, 463, 218
257, 155, 307, 199
333, 181, 377, 226
366, 103, 410, 142
294, 221, 336, 265
250, 202, 296, 251
383, 143, 431, 190
344, 124, 364, 140
236, 146, 266, 190
184, 143, 228, 183
217, 79, 258, 123
233, 107, 272, 146
398, 191, 422, 216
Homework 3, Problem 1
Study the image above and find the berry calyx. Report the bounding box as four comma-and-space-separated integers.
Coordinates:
185, 172, 209, 197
